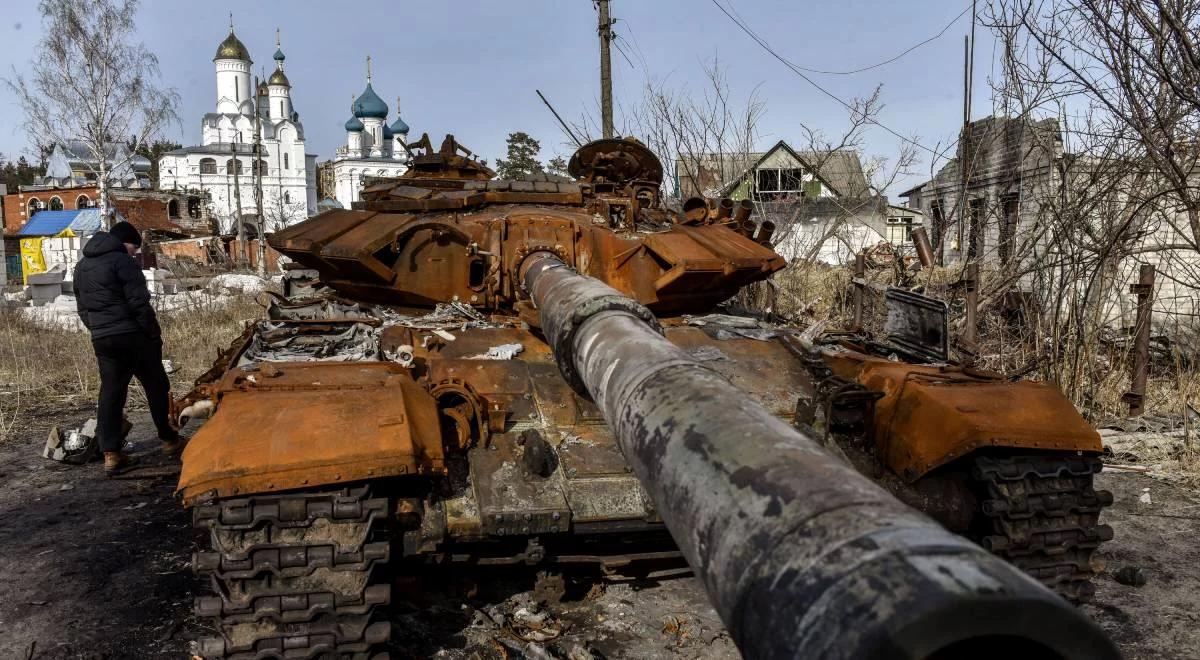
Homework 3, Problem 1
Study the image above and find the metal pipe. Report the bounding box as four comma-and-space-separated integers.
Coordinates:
732, 198, 753, 224
521, 254, 1117, 660
1124, 263, 1155, 416
682, 197, 709, 225
754, 220, 775, 246
912, 226, 935, 268
714, 197, 734, 221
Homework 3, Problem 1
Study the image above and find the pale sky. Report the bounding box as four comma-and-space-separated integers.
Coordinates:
0, 0, 993, 194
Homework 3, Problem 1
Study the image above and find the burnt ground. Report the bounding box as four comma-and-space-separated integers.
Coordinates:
0, 403, 1197, 659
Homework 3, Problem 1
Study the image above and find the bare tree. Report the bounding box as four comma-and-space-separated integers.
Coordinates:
5, 0, 178, 228
917, 0, 1200, 409
628, 58, 764, 200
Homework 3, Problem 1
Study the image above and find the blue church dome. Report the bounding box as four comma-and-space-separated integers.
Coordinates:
273, 48, 286, 62
345, 116, 364, 132
390, 115, 409, 135
382, 124, 394, 139
352, 83, 388, 119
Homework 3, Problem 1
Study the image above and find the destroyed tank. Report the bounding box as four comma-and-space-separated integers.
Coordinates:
174, 135, 1116, 659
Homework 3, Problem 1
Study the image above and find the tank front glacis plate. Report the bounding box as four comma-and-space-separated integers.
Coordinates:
177, 362, 444, 505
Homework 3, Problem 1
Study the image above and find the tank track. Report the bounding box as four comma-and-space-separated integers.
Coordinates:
192, 487, 392, 659
972, 454, 1114, 603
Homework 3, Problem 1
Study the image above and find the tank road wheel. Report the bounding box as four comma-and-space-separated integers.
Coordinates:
191, 487, 392, 659
972, 454, 1114, 603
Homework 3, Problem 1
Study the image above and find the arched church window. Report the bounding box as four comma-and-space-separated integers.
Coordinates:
49, 196, 63, 211
283, 153, 289, 170
226, 159, 243, 175
199, 158, 217, 174
168, 199, 180, 219
75, 195, 90, 208
256, 160, 268, 176
28, 199, 43, 216
284, 191, 291, 204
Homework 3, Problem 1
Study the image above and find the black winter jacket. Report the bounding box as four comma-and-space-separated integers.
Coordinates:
72, 232, 162, 341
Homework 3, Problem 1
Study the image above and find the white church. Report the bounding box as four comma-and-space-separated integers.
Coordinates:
158, 24, 317, 233
331, 58, 411, 208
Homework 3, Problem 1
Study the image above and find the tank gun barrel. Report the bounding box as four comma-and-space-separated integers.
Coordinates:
520, 252, 1117, 660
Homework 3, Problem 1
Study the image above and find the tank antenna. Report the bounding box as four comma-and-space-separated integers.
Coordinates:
536, 89, 583, 147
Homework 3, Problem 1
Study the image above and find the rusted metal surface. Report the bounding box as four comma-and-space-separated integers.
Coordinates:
177, 362, 444, 504
270, 137, 785, 314
521, 254, 1117, 660
911, 226, 935, 268
821, 350, 1102, 480
1124, 263, 1155, 416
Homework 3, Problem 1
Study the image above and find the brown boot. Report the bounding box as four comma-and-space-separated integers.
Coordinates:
103, 451, 139, 476
161, 433, 187, 457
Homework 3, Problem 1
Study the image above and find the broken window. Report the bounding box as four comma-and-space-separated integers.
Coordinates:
188, 196, 202, 219
168, 199, 180, 219
75, 195, 90, 208
199, 158, 217, 174
999, 195, 1019, 264
755, 167, 806, 200
226, 159, 243, 175
49, 196, 63, 211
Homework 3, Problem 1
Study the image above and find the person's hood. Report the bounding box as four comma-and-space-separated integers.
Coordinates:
82, 231, 128, 258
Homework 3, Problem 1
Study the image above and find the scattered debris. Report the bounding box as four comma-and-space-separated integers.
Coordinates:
240, 321, 380, 363
1139, 488, 1153, 505
688, 346, 729, 362
468, 343, 524, 360
1114, 565, 1148, 587
43, 419, 99, 465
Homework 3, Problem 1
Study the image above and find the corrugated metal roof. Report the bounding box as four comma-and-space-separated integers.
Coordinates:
16, 209, 121, 236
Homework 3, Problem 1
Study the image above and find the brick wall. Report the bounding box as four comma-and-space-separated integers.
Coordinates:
2, 187, 197, 236
155, 236, 282, 272
2, 186, 102, 234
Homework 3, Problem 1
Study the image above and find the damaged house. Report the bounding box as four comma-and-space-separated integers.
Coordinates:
900, 114, 1199, 341
676, 140, 917, 264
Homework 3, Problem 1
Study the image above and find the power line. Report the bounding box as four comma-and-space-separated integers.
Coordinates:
709, 0, 955, 160
724, 1, 972, 76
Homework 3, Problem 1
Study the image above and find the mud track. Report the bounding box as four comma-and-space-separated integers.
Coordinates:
0, 404, 1196, 659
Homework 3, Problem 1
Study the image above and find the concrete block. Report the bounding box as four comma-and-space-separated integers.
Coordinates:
26, 270, 65, 285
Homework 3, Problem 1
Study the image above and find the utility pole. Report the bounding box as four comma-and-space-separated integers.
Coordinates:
597, 0, 614, 139
231, 141, 246, 268
253, 75, 267, 278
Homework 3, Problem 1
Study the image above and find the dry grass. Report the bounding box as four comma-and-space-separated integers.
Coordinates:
770, 260, 1199, 423
0, 292, 262, 442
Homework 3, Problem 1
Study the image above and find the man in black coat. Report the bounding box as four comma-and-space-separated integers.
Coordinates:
73, 221, 181, 475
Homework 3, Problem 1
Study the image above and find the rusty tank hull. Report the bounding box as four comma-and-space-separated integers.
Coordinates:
176, 137, 1113, 659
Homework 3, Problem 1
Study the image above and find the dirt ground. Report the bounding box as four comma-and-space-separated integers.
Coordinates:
0, 403, 1197, 659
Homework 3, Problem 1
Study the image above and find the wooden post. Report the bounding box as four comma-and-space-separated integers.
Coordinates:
852, 253, 866, 332
1124, 264, 1155, 416
597, 0, 614, 139
964, 262, 979, 345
